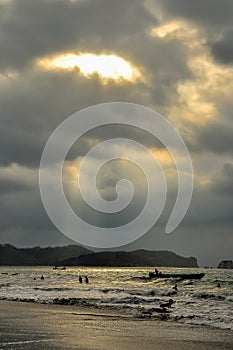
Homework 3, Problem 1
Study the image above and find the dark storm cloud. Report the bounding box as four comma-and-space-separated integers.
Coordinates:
126, 222, 233, 267
0, 69, 104, 166
156, 0, 233, 28
64, 158, 148, 228
0, 227, 75, 247
0, 174, 33, 194
67, 124, 166, 164
156, 0, 233, 65
186, 181, 233, 226
0, 0, 192, 169
185, 122, 233, 155
210, 30, 233, 64
212, 163, 233, 195
0, 68, 160, 167
0, 0, 156, 71
0, 186, 51, 231
0, 124, 44, 167
0, 36, 190, 167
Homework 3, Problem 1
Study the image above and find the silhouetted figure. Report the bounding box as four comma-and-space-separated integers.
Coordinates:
160, 299, 174, 309
79, 276, 83, 283
41, 275, 44, 280
217, 282, 221, 288
154, 268, 159, 275
85, 276, 89, 284
173, 284, 178, 291
33, 277, 36, 280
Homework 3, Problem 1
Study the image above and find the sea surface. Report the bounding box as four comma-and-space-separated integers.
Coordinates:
0, 266, 232, 330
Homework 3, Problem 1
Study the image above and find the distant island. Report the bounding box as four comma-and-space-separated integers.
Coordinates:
0, 244, 198, 267
61, 250, 198, 267
218, 260, 233, 269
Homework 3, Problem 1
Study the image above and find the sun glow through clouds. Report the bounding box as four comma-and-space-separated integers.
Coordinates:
39, 53, 141, 82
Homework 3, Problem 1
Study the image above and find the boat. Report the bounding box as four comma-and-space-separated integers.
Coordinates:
148, 272, 205, 280
53, 266, 66, 270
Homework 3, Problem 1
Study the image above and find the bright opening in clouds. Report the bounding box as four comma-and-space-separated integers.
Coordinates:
39, 53, 141, 82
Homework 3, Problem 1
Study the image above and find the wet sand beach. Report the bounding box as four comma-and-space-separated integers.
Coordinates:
0, 300, 233, 350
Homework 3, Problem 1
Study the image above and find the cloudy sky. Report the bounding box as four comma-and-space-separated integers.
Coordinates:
0, 0, 233, 266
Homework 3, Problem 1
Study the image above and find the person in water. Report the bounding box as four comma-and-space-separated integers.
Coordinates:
85, 276, 89, 284
173, 284, 178, 291
160, 299, 174, 309
41, 275, 44, 280
79, 276, 82, 283
154, 268, 162, 276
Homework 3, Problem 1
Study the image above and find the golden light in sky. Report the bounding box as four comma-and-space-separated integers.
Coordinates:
39, 53, 141, 82
151, 22, 181, 38
151, 20, 233, 126
151, 21, 197, 42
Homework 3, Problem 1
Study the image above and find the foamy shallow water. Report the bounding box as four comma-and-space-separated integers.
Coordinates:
0, 266, 232, 330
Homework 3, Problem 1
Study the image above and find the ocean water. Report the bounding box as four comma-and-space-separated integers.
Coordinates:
0, 266, 232, 330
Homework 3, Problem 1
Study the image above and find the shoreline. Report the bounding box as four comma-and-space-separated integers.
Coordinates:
1, 295, 232, 330
1, 300, 233, 350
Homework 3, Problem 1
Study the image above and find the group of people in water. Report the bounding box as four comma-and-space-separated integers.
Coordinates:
33, 275, 44, 280
79, 275, 89, 284
33, 274, 90, 284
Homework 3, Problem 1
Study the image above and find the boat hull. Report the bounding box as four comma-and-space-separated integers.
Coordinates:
148, 272, 205, 280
